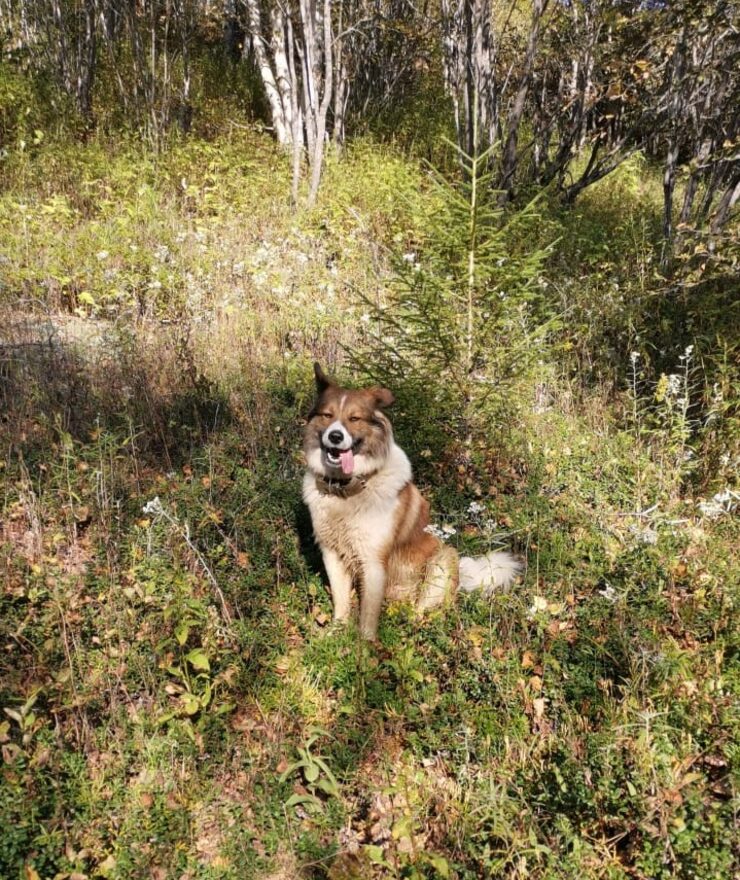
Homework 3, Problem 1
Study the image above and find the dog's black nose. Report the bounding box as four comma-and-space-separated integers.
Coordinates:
328, 430, 344, 445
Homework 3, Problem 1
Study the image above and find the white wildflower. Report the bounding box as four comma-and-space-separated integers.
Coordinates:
467, 501, 485, 514
697, 489, 739, 519
666, 374, 682, 399
96, 250, 109, 261
598, 585, 618, 603
142, 496, 164, 517
527, 595, 549, 618
629, 524, 659, 545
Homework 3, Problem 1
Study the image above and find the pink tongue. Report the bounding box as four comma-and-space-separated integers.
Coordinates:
340, 449, 354, 475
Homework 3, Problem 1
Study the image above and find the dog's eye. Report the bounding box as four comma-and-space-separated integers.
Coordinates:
349, 416, 362, 423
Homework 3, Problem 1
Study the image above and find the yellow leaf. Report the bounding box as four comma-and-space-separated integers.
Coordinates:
467, 625, 485, 647
98, 855, 117, 877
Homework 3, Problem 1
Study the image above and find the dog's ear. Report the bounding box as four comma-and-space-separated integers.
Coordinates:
313, 362, 334, 394
372, 386, 395, 409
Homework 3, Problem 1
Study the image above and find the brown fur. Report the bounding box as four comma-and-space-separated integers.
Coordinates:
303, 363, 518, 639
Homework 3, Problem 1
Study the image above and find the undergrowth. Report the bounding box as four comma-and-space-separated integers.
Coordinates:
0, 131, 738, 879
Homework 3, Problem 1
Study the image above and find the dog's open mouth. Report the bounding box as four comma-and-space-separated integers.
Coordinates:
324, 439, 362, 475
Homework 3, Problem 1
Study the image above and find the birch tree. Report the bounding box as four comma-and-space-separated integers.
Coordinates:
244, 0, 340, 206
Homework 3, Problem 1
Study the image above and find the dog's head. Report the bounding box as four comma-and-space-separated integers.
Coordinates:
304, 363, 395, 478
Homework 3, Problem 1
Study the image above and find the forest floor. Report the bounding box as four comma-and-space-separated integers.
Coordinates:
1, 131, 738, 880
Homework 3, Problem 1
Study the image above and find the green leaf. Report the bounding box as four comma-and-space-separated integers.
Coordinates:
312, 755, 339, 790
22, 691, 40, 713
278, 761, 304, 783
199, 681, 212, 709
174, 624, 189, 646
180, 693, 200, 715
365, 845, 386, 865
285, 793, 323, 813
186, 649, 210, 671
427, 854, 450, 877
304, 761, 319, 783
315, 777, 339, 797
392, 817, 413, 840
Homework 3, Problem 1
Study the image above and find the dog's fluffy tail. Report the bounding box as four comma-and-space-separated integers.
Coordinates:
458, 551, 522, 595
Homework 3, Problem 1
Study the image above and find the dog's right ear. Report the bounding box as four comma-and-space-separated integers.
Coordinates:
313, 362, 333, 394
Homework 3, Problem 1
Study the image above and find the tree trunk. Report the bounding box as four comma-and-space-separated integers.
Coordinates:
245, 0, 292, 146
498, 0, 548, 202
710, 172, 740, 233
307, 0, 333, 206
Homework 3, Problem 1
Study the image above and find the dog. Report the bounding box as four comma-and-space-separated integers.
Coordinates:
302, 363, 522, 640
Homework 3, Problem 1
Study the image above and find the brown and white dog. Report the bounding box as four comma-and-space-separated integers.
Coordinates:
302, 363, 522, 640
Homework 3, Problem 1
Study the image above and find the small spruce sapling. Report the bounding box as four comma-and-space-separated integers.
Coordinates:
352, 133, 556, 449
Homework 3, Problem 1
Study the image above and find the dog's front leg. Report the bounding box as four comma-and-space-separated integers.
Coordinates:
359, 562, 386, 640
322, 548, 352, 623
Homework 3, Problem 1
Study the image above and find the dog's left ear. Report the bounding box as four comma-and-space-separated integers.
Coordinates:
372, 387, 395, 409
313, 362, 334, 394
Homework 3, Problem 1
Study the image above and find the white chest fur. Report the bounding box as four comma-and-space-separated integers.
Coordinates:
303, 443, 412, 571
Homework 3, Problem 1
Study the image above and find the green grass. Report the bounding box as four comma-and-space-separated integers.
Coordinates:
1, 130, 738, 879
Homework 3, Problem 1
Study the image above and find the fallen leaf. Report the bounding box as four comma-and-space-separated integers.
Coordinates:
98, 855, 116, 877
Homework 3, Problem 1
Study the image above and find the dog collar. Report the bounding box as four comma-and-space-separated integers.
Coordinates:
315, 473, 370, 498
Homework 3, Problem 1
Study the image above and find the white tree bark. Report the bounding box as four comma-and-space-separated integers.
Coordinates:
244, 0, 341, 205
245, 0, 291, 145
